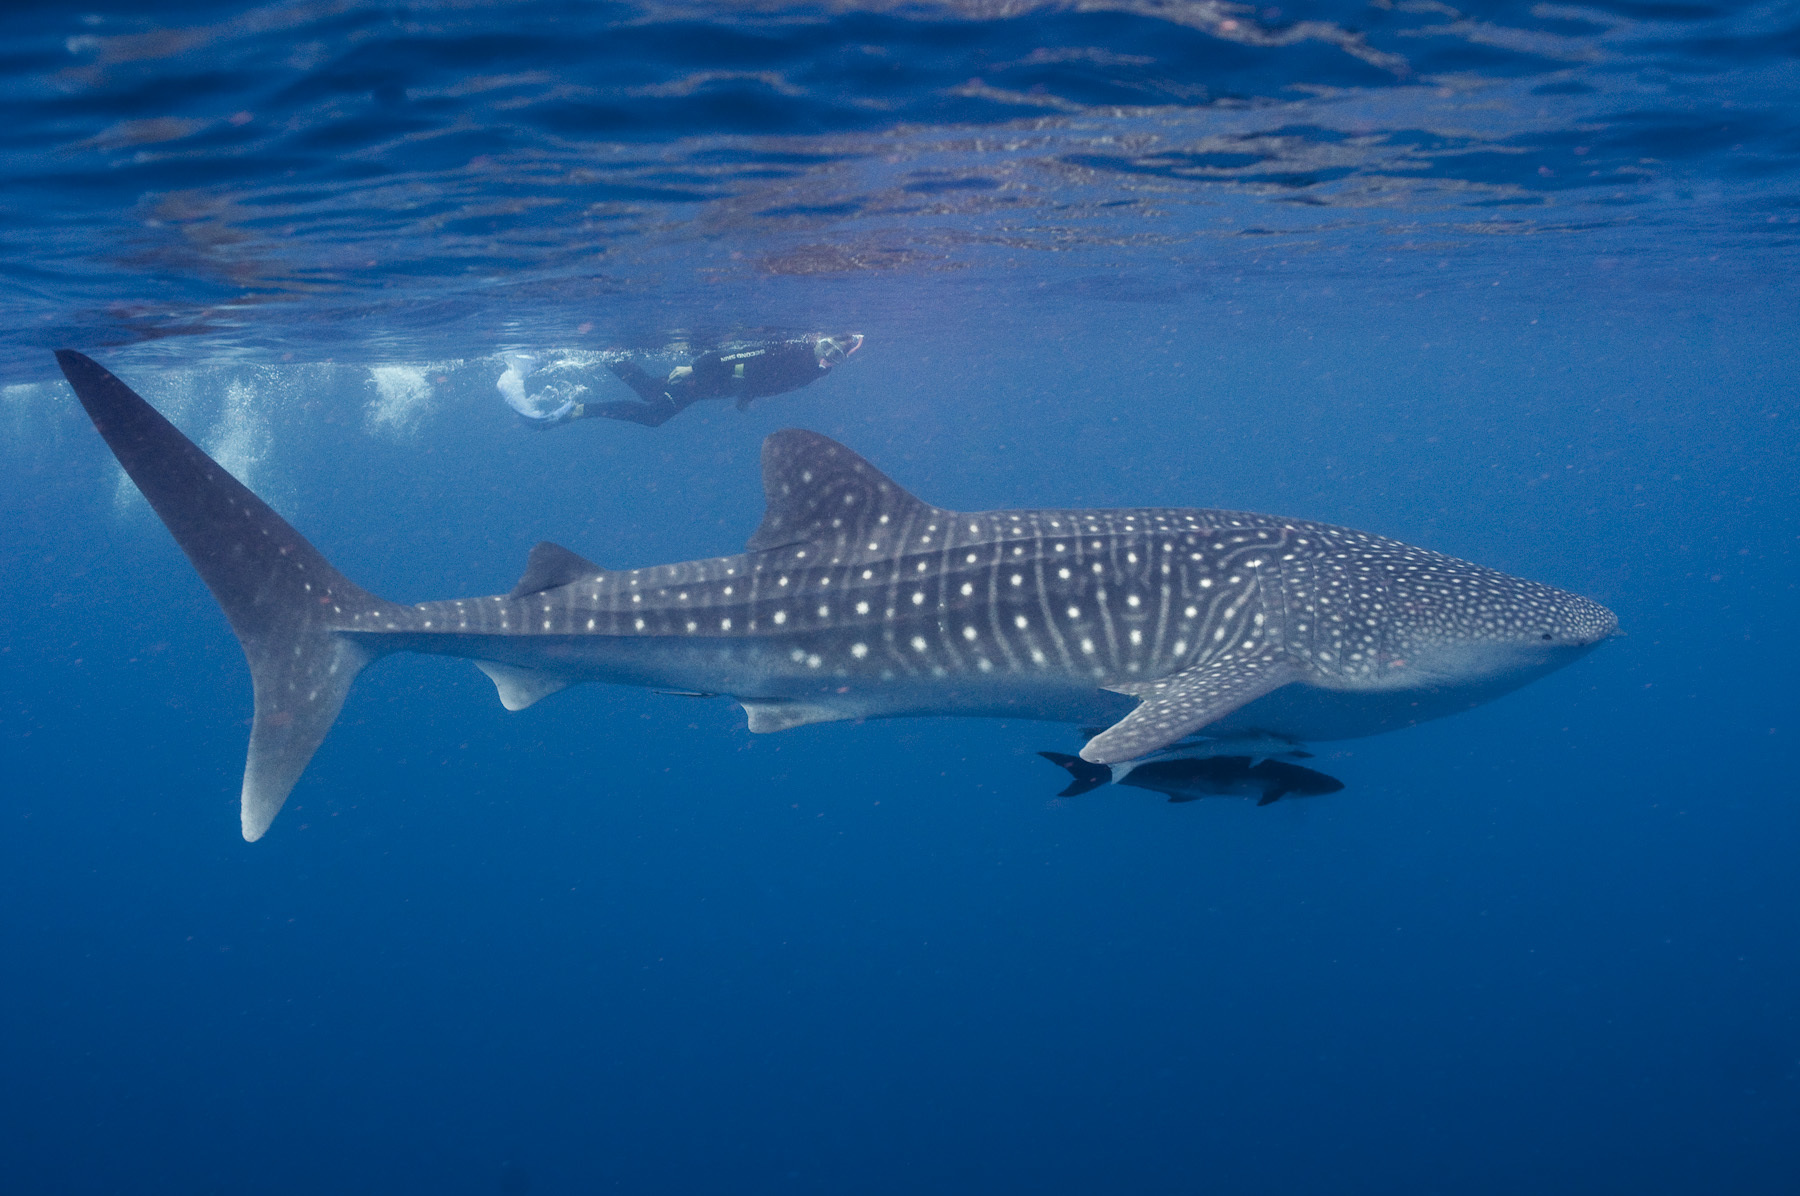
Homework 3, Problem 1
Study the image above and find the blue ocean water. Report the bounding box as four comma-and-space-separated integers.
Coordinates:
2, 2, 1798, 1192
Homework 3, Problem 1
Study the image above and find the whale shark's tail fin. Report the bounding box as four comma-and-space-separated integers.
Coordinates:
1037, 751, 1112, 798
56, 350, 402, 840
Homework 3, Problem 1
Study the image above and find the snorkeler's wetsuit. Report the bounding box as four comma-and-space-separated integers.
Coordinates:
583, 338, 838, 428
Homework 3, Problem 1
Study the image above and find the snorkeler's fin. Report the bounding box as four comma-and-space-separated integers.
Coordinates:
55, 350, 405, 841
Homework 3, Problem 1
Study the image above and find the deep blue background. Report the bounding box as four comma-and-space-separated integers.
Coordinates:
3, 3, 1800, 1194
5, 292, 1797, 1194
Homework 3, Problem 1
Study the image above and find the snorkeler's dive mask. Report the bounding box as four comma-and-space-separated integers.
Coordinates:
815, 332, 864, 366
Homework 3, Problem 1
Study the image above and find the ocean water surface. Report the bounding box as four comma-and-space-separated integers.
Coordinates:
2, 2, 1798, 1193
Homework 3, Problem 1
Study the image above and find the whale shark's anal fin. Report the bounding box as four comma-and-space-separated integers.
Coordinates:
508, 541, 601, 599
1083, 651, 1299, 765
56, 350, 401, 841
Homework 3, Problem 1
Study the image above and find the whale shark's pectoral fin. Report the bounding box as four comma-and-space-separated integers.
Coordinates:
740, 701, 853, 733
508, 541, 602, 600
475, 662, 573, 711
1083, 652, 1299, 764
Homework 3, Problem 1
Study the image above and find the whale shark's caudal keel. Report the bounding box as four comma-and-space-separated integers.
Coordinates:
57, 351, 1617, 840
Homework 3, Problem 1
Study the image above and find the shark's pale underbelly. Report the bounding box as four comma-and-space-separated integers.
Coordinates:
384, 628, 1135, 720
379, 628, 1542, 744
1211, 671, 1555, 742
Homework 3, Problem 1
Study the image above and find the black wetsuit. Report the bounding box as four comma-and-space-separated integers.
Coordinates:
583, 339, 832, 428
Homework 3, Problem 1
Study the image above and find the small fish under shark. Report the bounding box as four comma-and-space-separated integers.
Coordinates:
55, 351, 1618, 840
1041, 727, 1340, 804
1039, 750, 1345, 805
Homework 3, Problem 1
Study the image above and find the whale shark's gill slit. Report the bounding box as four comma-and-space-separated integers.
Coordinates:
985, 539, 1020, 672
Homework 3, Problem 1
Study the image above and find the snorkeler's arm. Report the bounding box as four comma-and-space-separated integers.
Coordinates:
737, 341, 828, 398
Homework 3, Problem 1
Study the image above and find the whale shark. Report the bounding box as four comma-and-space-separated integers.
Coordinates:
56, 350, 1617, 841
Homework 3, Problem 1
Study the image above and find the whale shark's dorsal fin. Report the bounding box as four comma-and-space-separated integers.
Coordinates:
747, 429, 945, 557
508, 541, 601, 599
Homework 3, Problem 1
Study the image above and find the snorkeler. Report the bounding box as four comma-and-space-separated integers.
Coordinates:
501, 333, 863, 429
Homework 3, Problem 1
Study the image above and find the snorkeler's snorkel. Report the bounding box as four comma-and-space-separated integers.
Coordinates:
815, 332, 864, 368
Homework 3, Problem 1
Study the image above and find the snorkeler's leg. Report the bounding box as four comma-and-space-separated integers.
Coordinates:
579, 395, 686, 427
607, 360, 669, 404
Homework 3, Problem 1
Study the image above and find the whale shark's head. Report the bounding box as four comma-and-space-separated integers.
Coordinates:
1392, 574, 1618, 691
1295, 524, 1618, 702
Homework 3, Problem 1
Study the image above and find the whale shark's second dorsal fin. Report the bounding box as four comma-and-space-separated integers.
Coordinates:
747, 429, 946, 558
508, 541, 601, 599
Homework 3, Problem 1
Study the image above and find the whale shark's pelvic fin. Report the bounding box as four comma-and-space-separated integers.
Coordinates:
55, 350, 401, 841
740, 700, 851, 733
1083, 651, 1299, 765
475, 662, 573, 711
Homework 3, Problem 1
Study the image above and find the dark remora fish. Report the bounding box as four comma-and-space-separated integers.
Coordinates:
1039, 751, 1345, 805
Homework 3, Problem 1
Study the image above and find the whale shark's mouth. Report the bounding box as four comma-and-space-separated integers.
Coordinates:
1558, 595, 1620, 646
